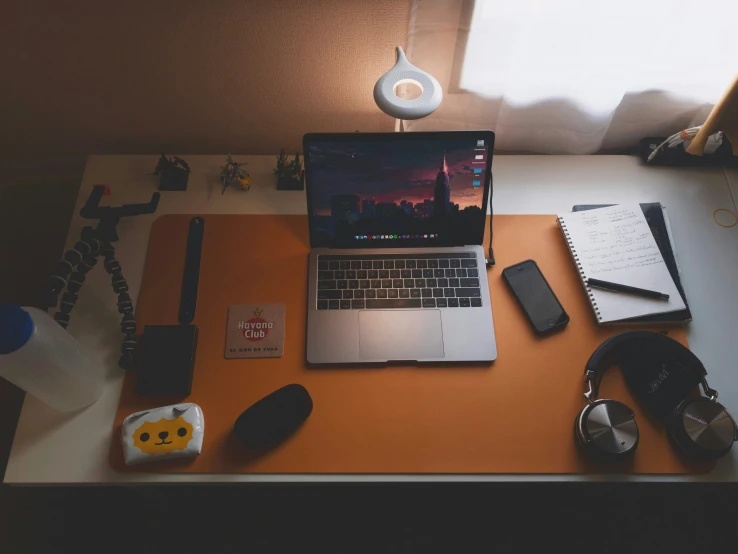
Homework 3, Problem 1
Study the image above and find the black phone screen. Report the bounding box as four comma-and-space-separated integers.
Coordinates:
503, 260, 568, 333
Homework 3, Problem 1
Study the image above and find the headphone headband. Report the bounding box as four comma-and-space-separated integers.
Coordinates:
584, 331, 707, 400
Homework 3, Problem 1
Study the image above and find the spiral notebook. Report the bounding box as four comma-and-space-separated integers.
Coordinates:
557, 204, 686, 324
572, 202, 691, 323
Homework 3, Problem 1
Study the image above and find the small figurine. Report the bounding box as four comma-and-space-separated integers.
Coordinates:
220, 154, 250, 194
274, 149, 305, 190
151, 154, 191, 191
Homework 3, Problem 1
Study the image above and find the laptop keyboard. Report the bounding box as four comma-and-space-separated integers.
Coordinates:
316, 253, 482, 309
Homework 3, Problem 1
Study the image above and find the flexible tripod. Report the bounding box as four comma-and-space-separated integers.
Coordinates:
41, 185, 160, 370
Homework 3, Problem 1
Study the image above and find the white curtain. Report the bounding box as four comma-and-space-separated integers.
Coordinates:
405, 0, 737, 153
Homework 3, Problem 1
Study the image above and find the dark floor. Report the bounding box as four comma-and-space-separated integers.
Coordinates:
1, 165, 738, 553
1, 483, 737, 553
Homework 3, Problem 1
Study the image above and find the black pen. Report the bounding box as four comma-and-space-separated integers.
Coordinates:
587, 278, 670, 300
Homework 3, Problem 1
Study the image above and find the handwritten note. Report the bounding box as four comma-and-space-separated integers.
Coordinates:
559, 204, 685, 323
577, 207, 662, 275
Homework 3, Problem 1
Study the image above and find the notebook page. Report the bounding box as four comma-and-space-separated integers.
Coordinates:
560, 204, 686, 322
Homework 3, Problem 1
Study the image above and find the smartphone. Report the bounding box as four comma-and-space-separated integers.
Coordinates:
502, 260, 569, 335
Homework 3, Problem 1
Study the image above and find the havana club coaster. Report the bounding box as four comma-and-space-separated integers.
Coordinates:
225, 304, 285, 359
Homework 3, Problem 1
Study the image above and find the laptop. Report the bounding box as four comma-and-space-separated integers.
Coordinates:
304, 131, 497, 364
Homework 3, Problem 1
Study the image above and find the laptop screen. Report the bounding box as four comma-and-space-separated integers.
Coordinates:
304, 131, 494, 248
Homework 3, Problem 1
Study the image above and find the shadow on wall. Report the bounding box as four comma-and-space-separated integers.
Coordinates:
0, 0, 412, 156
0, 156, 85, 306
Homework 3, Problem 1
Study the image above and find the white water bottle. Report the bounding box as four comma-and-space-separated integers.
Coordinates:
0, 305, 105, 411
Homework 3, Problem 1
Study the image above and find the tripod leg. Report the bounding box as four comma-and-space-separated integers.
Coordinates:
41, 238, 100, 327
54, 256, 98, 328
102, 242, 137, 370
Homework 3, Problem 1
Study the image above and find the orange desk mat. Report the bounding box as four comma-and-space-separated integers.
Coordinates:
110, 214, 710, 474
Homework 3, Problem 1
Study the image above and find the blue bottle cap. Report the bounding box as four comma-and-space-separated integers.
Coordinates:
0, 304, 34, 354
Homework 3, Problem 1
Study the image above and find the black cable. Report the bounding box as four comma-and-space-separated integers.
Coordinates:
485, 171, 495, 267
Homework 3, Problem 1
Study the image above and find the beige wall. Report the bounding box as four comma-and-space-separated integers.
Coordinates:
0, 0, 410, 303
0, 0, 411, 158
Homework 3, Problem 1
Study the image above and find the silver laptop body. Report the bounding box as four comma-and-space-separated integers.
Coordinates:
303, 131, 497, 364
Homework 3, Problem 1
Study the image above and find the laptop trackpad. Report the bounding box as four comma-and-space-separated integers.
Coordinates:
358, 310, 444, 361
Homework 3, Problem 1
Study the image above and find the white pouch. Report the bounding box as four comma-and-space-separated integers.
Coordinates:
121, 403, 204, 465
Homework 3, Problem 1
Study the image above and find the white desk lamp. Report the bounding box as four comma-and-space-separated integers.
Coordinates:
374, 46, 442, 131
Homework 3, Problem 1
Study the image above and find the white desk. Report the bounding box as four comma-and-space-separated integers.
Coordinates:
6, 155, 738, 484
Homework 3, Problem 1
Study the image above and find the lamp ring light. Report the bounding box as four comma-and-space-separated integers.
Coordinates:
373, 46, 442, 120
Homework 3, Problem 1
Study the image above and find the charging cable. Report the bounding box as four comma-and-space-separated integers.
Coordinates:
485, 172, 495, 267
647, 126, 723, 163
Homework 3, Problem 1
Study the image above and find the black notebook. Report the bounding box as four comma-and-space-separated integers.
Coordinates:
572, 203, 691, 324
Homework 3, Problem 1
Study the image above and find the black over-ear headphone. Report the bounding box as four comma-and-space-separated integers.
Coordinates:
575, 331, 737, 461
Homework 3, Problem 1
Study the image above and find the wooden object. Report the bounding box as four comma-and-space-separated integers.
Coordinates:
687, 74, 738, 156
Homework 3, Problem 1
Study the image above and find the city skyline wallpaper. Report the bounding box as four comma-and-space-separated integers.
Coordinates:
308, 139, 487, 216
306, 138, 489, 246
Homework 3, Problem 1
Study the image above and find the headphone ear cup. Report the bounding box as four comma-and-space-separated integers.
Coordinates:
669, 398, 736, 460
574, 408, 590, 451
575, 399, 639, 460
669, 399, 698, 456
